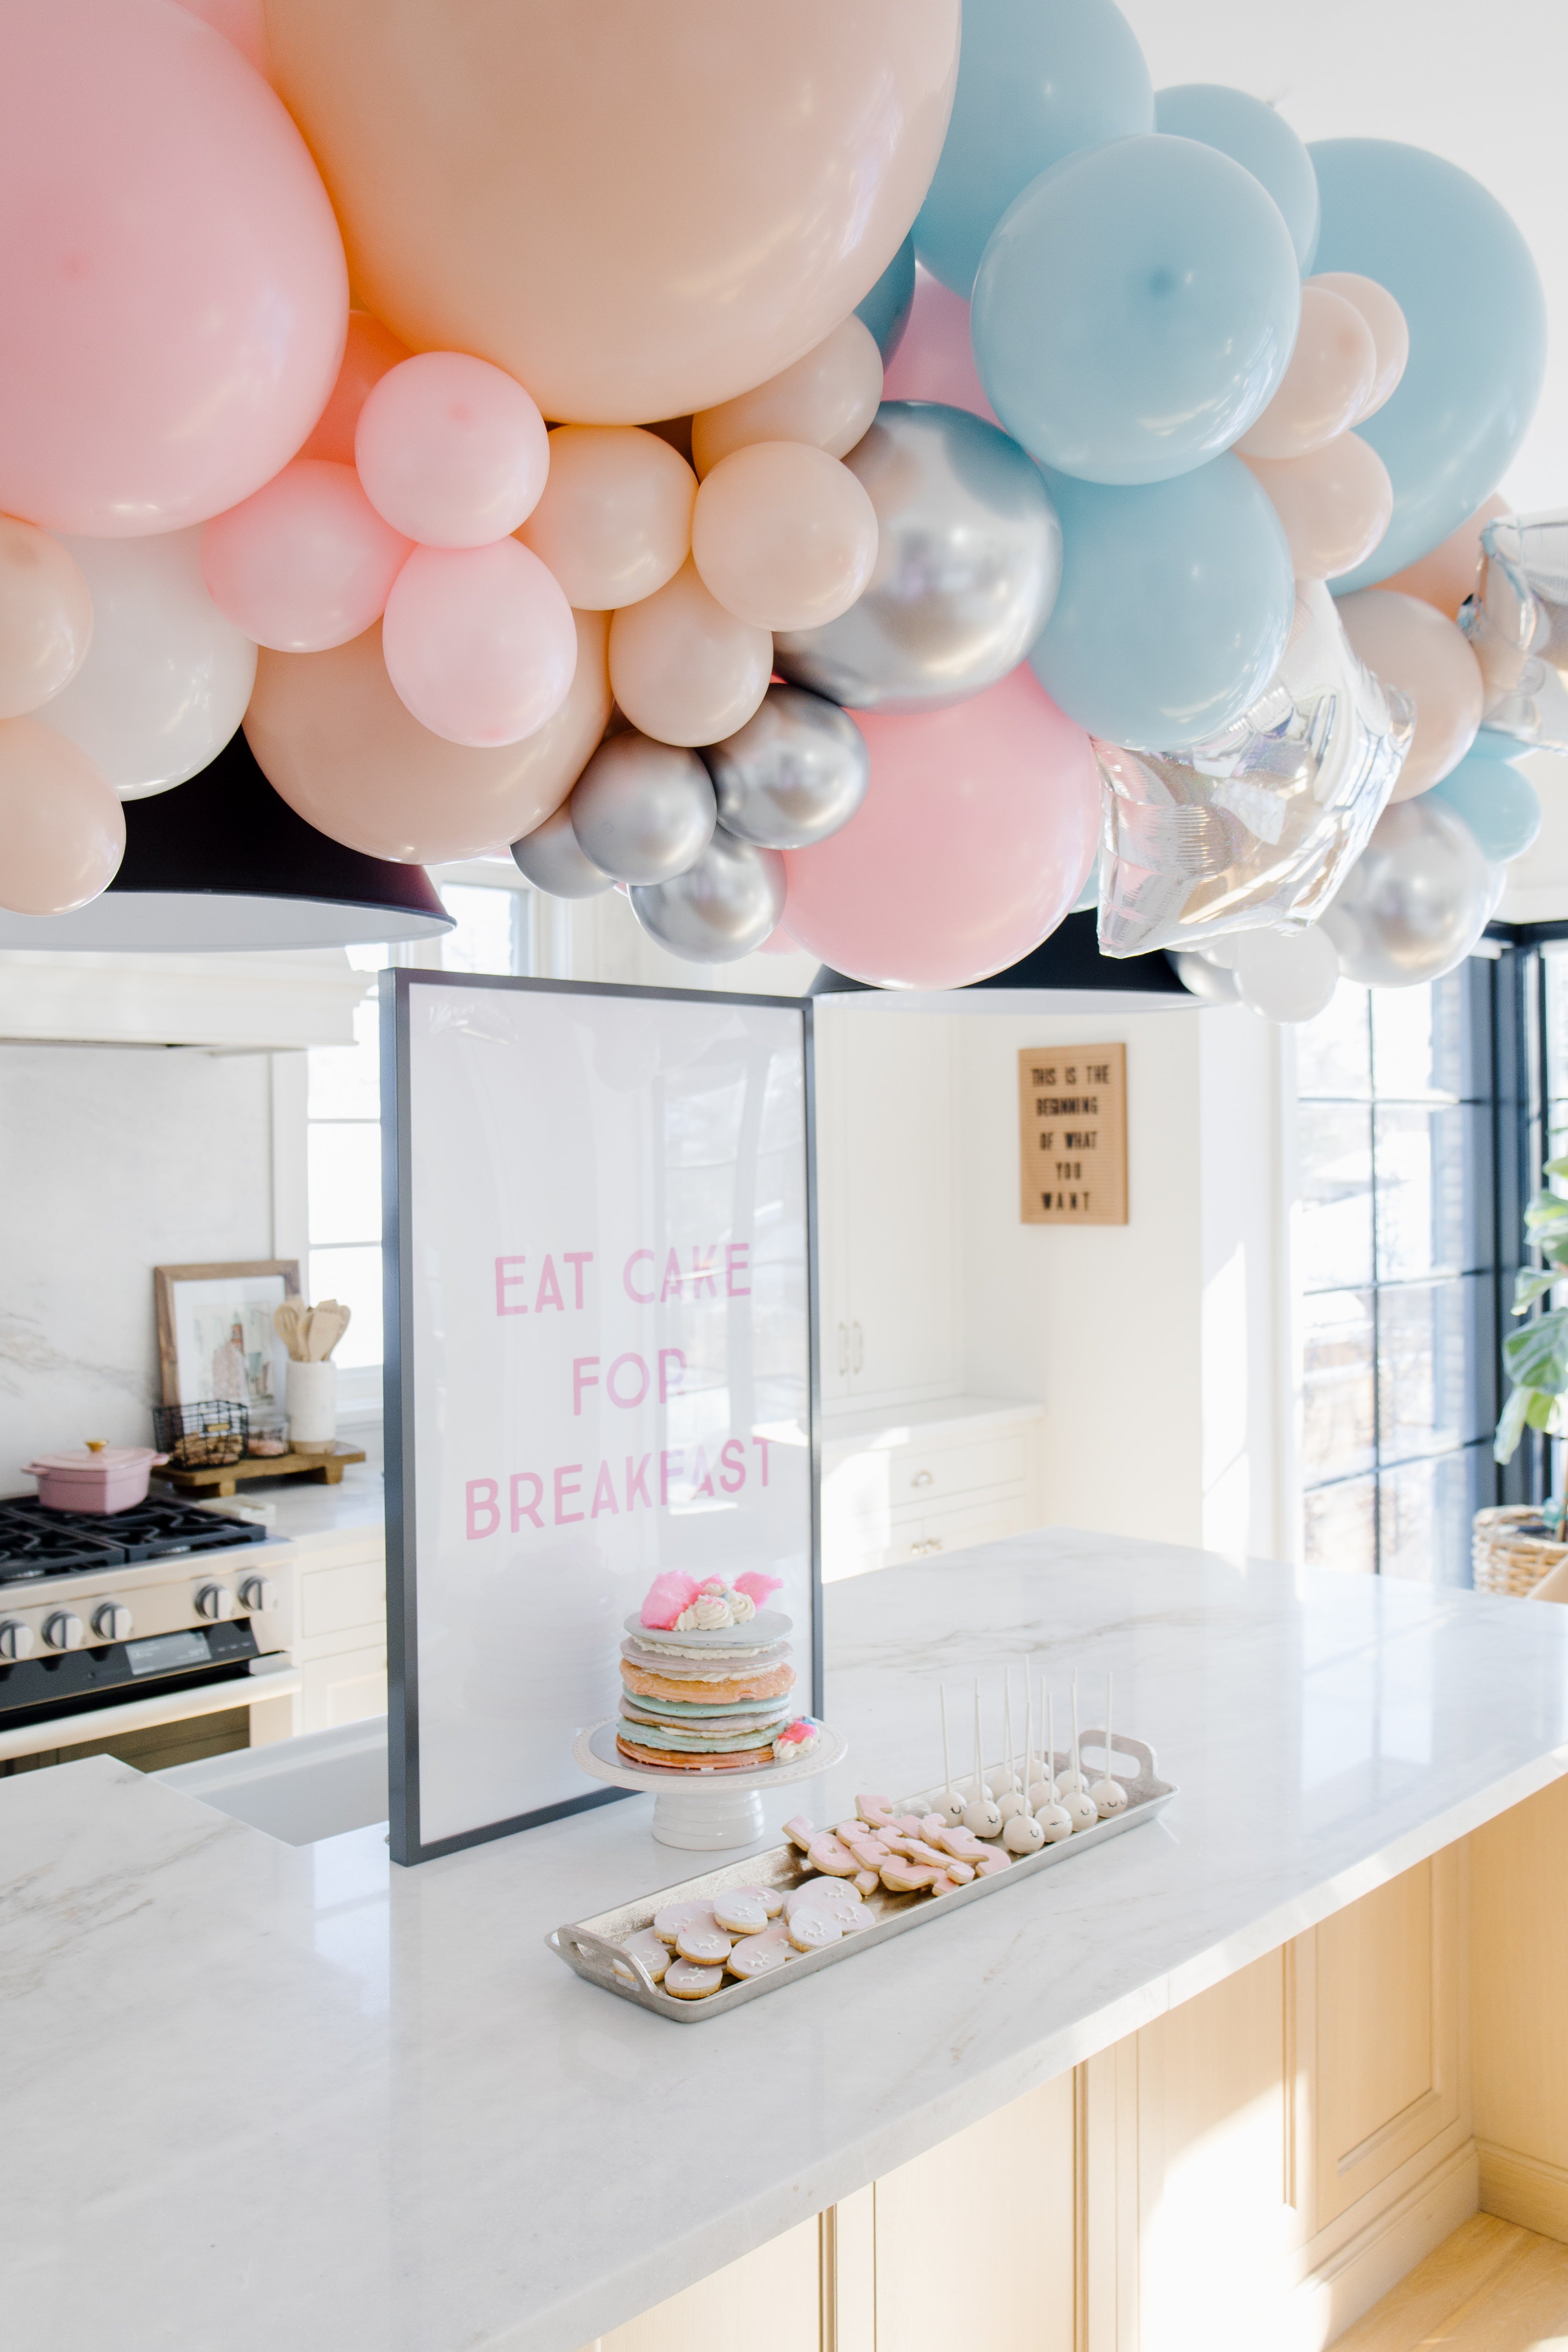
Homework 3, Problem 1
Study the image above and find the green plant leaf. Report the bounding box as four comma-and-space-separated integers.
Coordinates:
1513, 1269, 1560, 1312
1527, 1390, 1562, 1430
1545, 1155, 1568, 1181
1496, 1383, 1534, 1463
1526, 1192, 1568, 1229
1545, 1236, 1568, 1270
1504, 1307, 1568, 1388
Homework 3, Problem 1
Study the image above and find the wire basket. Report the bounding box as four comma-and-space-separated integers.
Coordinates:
152, 1399, 250, 1469
1472, 1505, 1568, 1597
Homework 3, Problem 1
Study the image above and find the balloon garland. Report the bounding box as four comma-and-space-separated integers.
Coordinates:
0, 0, 1553, 1021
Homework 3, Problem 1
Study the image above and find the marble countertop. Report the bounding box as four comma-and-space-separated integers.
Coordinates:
820, 1392, 1044, 1448
8, 1529, 1568, 2352
156, 1422, 386, 1547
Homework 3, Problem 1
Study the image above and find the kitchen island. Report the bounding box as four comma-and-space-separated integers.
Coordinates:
7, 1528, 1568, 2352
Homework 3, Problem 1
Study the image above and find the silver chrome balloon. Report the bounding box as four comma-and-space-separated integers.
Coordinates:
511, 799, 613, 898
773, 400, 1062, 712
568, 730, 716, 885
703, 685, 869, 849
1319, 795, 1494, 987
1096, 581, 1414, 958
1459, 512, 1568, 750
630, 829, 785, 963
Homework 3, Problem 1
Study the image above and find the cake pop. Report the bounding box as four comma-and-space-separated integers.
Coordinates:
1089, 1670, 1128, 1818
1034, 1689, 1074, 1843
962, 1679, 1003, 1837
1060, 1677, 1098, 1830
996, 1673, 1028, 1824
1002, 1679, 1046, 1854
1056, 1671, 1088, 1797
1026, 1667, 1056, 1809
933, 1685, 966, 1827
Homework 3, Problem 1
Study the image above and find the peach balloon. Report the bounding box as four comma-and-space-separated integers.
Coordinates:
1373, 493, 1511, 620
0, 518, 93, 719
609, 561, 772, 747
264, 0, 960, 424
1337, 588, 1484, 799
1242, 435, 1393, 582
517, 428, 695, 610
880, 265, 1000, 425
691, 318, 885, 478
170, 0, 268, 77
244, 609, 610, 863
298, 312, 409, 466
0, 0, 347, 536
692, 444, 878, 633
201, 460, 411, 652
381, 540, 577, 748
1309, 274, 1410, 423
0, 716, 124, 914
356, 352, 550, 549
1235, 287, 1377, 461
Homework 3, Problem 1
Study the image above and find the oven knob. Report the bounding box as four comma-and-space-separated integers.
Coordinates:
0, 1619, 35, 1660
43, 1610, 85, 1651
92, 1601, 133, 1642
194, 1583, 236, 1621
237, 1573, 277, 1615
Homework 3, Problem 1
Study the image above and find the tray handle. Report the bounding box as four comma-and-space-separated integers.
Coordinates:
551, 1924, 664, 1998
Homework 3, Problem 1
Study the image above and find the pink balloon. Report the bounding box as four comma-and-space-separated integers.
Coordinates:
298, 312, 410, 466
756, 924, 802, 956
381, 540, 578, 747
356, 352, 550, 548
0, 716, 124, 915
0, 0, 347, 537
169, 0, 269, 77
880, 264, 1001, 427
202, 460, 412, 652
781, 666, 1099, 989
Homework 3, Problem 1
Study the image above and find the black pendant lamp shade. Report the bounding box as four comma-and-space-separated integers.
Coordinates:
808, 911, 1201, 1010
0, 726, 453, 951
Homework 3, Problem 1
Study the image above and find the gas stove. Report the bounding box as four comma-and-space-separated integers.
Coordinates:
0, 1493, 269, 1583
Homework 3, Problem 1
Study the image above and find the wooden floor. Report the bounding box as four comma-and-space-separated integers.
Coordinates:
1336, 2214, 1568, 2350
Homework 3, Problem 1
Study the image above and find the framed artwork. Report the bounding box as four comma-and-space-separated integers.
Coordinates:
154, 1260, 303, 1412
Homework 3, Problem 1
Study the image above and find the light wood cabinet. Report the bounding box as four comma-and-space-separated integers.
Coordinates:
288, 1530, 388, 1735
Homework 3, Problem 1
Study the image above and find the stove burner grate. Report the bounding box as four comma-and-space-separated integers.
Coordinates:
0, 1494, 268, 1583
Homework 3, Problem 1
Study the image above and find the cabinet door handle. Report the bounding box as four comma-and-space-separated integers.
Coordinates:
852, 1321, 864, 1373
911, 1537, 944, 1556
837, 1321, 848, 1376
912, 1469, 933, 1488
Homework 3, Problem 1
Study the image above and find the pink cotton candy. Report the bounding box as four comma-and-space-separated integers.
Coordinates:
640, 1572, 700, 1629
734, 1571, 782, 1607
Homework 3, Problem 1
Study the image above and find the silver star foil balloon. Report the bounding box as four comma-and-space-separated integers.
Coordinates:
1319, 793, 1495, 987
511, 798, 612, 898
1094, 581, 1413, 957
702, 684, 869, 849
567, 730, 716, 885
630, 829, 785, 963
773, 401, 1062, 712
1458, 513, 1568, 750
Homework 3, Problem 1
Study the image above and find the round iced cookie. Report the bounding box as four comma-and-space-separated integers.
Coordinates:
787, 1909, 845, 1953
727, 1923, 794, 1978
675, 1916, 734, 1965
665, 1958, 726, 1998
712, 1890, 771, 1936
617, 1928, 671, 1985
785, 1878, 862, 1923
652, 1898, 719, 1945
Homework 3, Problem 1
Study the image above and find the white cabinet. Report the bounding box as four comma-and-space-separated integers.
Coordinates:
821, 1398, 1044, 1582
289, 1530, 388, 1734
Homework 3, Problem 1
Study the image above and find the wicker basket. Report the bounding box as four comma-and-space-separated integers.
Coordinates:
1472, 1505, 1568, 1597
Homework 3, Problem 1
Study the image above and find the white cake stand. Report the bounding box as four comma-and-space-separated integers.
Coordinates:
572, 1719, 847, 1850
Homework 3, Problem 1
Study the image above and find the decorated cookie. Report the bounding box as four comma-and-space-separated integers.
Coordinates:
783, 1814, 817, 1851
806, 1832, 859, 1878
676, 1916, 735, 1965
971, 1850, 1010, 1877
854, 1869, 880, 1898
943, 1858, 976, 1885
880, 1858, 940, 1894
617, 1929, 671, 1985
856, 1793, 896, 1827
931, 1824, 989, 1863
727, 1923, 794, 1979
652, 1898, 717, 1945
712, 1890, 771, 1936
665, 1958, 726, 1999
787, 1909, 845, 1953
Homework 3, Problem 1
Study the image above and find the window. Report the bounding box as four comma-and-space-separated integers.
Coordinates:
1293, 964, 1499, 1581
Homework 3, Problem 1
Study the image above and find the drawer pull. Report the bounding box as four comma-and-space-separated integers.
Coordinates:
837, 1321, 848, 1376
852, 1321, 864, 1373
911, 1470, 933, 1488
910, 1537, 944, 1556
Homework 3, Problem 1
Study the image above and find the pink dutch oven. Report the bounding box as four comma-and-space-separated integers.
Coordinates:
23, 1442, 170, 1514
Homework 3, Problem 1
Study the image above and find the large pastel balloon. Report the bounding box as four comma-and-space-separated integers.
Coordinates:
517, 428, 695, 611
1311, 141, 1547, 590
1235, 287, 1377, 461
914, 0, 1153, 297
1320, 793, 1494, 986
631, 831, 785, 964
1372, 493, 1510, 619
0, 717, 124, 915
692, 319, 884, 478
245, 610, 611, 864
781, 666, 1100, 989
855, 236, 916, 363
1154, 85, 1320, 271
568, 734, 716, 886
381, 541, 576, 748
264, 0, 960, 424
201, 461, 411, 653
691, 444, 878, 633
608, 562, 772, 748
703, 686, 869, 849
880, 269, 1000, 425
0, 0, 346, 536
298, 312, 409, 466
1231, 926, 1341, 1024
1030, 457, 1294, 751
170, 0, 268, 78
0, 519, 93, 719
1426, 751, 1542, 864
511, 799, 613, 899
775, 403, 1060, 712
1337, 588, 1483, 797
355, 353, 550, 549
1242, 434, 1393, 582
972, 135, 1300, 486
44, 529, 257, 798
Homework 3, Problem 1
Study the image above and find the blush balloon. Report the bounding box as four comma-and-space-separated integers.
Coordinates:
201, 460, 412, 652
1373, 493, 1510, 620
880, 266, 1001, 425
1337, 588, 1484, 797
517, 427, 696, 611
0, 716, 124, 914
1309, 272, 1409, 423
1243, 434, 1394, 582
692, 318, 885, 477
0, 518, 93, 719
0, 0, 347, 536
1234, 286, 1377, 461
381, 540, 577, 748
168, 0, 269, 77
691, 443, 878, 633
356, 352, 550, 549
781, 666, 1100, 988
609, 561, 772, 748
298, 312, 410, 466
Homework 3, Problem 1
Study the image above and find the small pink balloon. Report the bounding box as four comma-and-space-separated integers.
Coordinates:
781, 666, 1099, 989
756, 923, 802, 956
1337, 588, 1484, 798
880, 264, 1001, 427
298, 312, 410, 466
356, 352, 550, 548
169, 0, 269, 77
1242, 433, 1393, 582
0, 715, 124, 914
1309, 274, 1409, 423
380, 539, 577, 747
1373, 492, 1510, 620
0, 517, 94, 719
0, 0, 347, 537
202, 459, 412, 652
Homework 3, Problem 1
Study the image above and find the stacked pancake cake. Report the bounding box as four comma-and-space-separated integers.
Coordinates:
617, 1569, 819, 1772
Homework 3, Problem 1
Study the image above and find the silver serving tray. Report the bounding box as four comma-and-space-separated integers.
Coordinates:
547, 1731, 1174, 2022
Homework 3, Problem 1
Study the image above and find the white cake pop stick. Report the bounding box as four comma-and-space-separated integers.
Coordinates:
1035, 1689, 1073, 1842
962, 1677, 1003, 1837
1003, 1675, 1045, 1853
1026, 1666, 1055, 1808
1061, 1671, 1099, 1831
1090, 1669, 1128, 1817
1057, 1670, 1088, 1796
935, 1683, 965, 1825
997, 1670, 1027, 1821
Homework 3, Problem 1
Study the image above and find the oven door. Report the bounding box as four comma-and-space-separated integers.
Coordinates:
0, 1622, 300, 1774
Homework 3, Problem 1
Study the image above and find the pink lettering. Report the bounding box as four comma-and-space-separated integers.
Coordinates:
590, 1461, 619, 1518
719, 1438, 747, 1494
494, 1256, 527, 1316
660, 1448, 684, 1504
572, 1357, 600, 1415
726, 1242, 751, 1297
658, 1347, 686, 1403
690, 1245, 718, 1298
659, 1247, 682, 1303
535, 1254, 564, 1313
607, 1352, 649, 1408
624, 1249, 655, 1304
563, 1251, 593, 1307
554, 1464, 584, 1524
509, 1472, 543, 1531
689, 1445, 715, 1498
466, 1478, 500, 1539
625, 1453, 652, 1510
751, 1432, 771, 1487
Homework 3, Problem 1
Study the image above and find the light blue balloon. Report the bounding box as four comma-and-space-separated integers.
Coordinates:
1466, 726, 1532, 762
1426, 752, 1542, 864
1312, 140, 1547, 594
1154, 84, 1319, 271
973, 134, 1300, 486
855, 235, 916, 363
913, 0, 1152, 298
1029, 455, 1294, 750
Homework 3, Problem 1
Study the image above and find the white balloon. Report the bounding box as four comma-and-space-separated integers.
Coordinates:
1232, 925, 1341, 1023
43, 529, 257, 799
